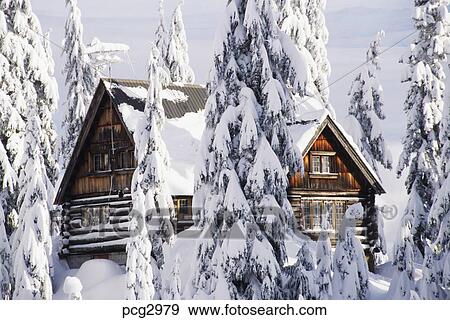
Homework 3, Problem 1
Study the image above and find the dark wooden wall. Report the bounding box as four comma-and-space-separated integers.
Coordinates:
68, 96, 135, 199
289, 127, 370, 194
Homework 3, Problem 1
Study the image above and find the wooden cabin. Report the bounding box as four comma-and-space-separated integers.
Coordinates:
55, 78, 385, 269
288, 113, 385, 259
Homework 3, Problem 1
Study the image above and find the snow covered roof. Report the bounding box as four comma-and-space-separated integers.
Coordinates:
289, 103, 384, 193
104, 78, 207, 119
105, 78, 207, 196
118, 103, 205, 196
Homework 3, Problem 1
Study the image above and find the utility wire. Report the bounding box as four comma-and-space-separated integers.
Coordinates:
301, 29, 418, 107
328, 30, 417, 90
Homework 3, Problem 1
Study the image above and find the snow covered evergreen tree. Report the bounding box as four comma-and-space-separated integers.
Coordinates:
285, 243, 317, 299
305, 0, 333, 115
191, 0, 310, 299
346, 31, 392, 173
155, 0, 170, 78
0, 203, 11, 299
11, 110, 53, 300
166, 255, 182, 300
60, 0, 96, 169
332, 203, 369, 300
0, 140, 15, 300
125, 185, 155, 300
0, 0, 25, 173
276, 0, 320, 104
166, 0, 194, 83
1, 0, 59, 192
131, 44, 174, 298
418, 246, 445, 299
316, 231, 332, 299
397, 0, 450, 256
388, 214, 416, 299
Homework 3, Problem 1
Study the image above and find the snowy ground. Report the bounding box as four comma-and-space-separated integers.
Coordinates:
53, 228, 408, 300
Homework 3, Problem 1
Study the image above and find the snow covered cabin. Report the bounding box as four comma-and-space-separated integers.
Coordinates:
55, 78, 385, 268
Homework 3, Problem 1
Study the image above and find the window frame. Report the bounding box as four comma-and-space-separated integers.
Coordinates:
116, 150, 134, 170
92, 153, 111, 172
174, 197, 192, 221
312, 156, 321, 173
309, 151, 336, 175
313, 201, 321, 229
321, 156, 331, 173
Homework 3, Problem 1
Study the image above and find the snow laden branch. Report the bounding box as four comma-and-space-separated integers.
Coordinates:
126, 44, 175, 300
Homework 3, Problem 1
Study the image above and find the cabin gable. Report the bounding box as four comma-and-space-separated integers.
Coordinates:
290, 125, 372, 195
68, 93, 135, 199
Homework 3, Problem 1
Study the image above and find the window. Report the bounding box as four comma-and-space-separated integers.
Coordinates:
322, 202, 333, 229
81, 207, 111, 227
300, 200, 360, 234
334, 202, 346, 236
321, 156, 331, 173
313, 202, 321, 229
92, 153, 110, 172
312, 156, 321, 173
301, 201, 311, 230
174, 198, 191, 221
116, 151, 134, 169
310, 153, 335, 174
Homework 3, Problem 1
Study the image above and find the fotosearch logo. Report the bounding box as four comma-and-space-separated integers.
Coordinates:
379, 204, 398, 221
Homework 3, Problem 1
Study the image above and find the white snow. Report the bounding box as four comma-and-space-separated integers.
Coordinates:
63, 276, 83, 299
52, 229, 405, 300
161, 89, 189, 103
119, 103, 205, 195
54, 259, 126, 300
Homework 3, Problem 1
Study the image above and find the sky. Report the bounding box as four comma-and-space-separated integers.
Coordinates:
32, 0, 414, 253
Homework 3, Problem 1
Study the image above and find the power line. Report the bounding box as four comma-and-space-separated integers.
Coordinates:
300, 29, 418, 107
327, 30, 417, 90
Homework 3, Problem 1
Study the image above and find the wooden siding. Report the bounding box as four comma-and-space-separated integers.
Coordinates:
289, 127, 369, 194
68, 95, 135, 199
